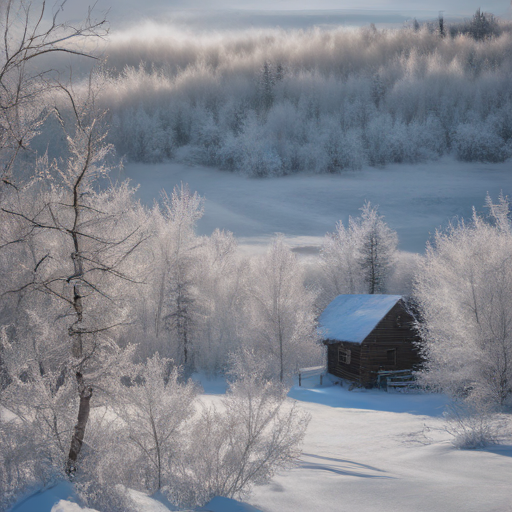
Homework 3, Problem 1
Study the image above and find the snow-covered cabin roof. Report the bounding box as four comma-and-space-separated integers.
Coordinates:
319, 294, 403, 344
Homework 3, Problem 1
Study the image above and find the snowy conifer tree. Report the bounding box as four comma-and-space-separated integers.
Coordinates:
151, 185, 203, 370
320, 202, 397, 302
352, 202, 398, 294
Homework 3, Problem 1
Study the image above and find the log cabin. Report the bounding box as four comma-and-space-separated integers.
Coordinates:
319, 294, 422, 387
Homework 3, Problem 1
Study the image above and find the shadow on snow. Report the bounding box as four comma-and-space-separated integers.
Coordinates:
299, 453, 394, 479
288, 384, 449, 417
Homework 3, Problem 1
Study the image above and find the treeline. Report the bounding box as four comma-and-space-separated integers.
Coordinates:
36, 12, 511, 175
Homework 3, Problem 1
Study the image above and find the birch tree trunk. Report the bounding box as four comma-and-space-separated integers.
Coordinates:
66, 373, 93, 475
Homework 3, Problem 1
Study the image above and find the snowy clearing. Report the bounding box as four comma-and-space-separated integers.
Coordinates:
249, 381, 512, 512
122, 158, 512, 254
11, 380, 512, 512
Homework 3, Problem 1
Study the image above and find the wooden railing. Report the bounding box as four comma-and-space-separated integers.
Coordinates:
377, 369, 416, 391
298, 366, 326, 386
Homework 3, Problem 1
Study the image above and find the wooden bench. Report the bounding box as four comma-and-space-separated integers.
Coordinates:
298, 366, 326, 387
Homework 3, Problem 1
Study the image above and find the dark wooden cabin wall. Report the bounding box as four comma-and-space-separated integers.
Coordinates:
327, 343, 361, 381
360, 302, 421, 384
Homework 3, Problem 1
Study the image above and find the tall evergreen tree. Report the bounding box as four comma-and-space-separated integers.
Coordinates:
354, 202, 398, 294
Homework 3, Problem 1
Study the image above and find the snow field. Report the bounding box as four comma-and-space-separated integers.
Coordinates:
122, 159, 512, 255
248, 383, 512, 512
7, 381, 512, 512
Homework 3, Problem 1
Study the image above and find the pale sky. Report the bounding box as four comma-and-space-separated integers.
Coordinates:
59, 0, 511, 29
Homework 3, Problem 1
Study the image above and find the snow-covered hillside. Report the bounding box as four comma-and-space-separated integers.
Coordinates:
10, 380, 512, 512
123, 159, 512, 254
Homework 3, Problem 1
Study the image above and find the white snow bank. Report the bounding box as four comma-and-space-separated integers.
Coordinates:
318, 294, 402, 343
127, 489, 177, 511
9, 484, 180, 512
10, 482, 79, 512
248, 386, 512, 512
9, 482, 264, 512
50, 501, 98, 512
199, 496, 262, 512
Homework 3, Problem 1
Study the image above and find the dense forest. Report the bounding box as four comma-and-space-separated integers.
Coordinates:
32, 10, 512, 175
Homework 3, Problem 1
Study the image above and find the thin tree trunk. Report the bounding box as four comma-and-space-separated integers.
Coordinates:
149, 409, 162, 490
66, 372, 93, 475
66, 145, 92, 476
279, 325, 283, 383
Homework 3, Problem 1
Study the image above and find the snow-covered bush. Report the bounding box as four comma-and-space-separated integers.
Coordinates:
111, 354, 197, 493
443, 401, 504, 449
170, 361, 310, 507
62, 352, 310, 509
0, 418, 53, 511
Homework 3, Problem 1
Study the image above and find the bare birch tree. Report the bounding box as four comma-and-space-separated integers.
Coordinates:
1, 86, 148, 475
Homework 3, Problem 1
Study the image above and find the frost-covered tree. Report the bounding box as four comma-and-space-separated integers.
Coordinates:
320, 202, 397, 303
0, 88, 147, 475
194, 229, 249, 374
353, 202, 398, 294
150, 185, 203, 369
259, 61, 275, 112
0, 0, 107, 186
112, 354, 197, 492
0, 314, 78, 503
415, 194, 512, 408
97, 20, 512, 171
449, 8, 501, 40
249, 236, 321, 382
321, 219, 363, 301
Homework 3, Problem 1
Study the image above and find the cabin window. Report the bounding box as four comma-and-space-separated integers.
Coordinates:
338, 347, 351, 365
386, 349, 397, 365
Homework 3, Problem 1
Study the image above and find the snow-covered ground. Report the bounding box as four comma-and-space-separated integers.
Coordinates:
12, 379, 512, 512
122, 158, 512, 255
250, 381, 512, 512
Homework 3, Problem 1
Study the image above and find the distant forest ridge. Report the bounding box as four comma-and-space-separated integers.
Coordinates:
40, 11, 512, 175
